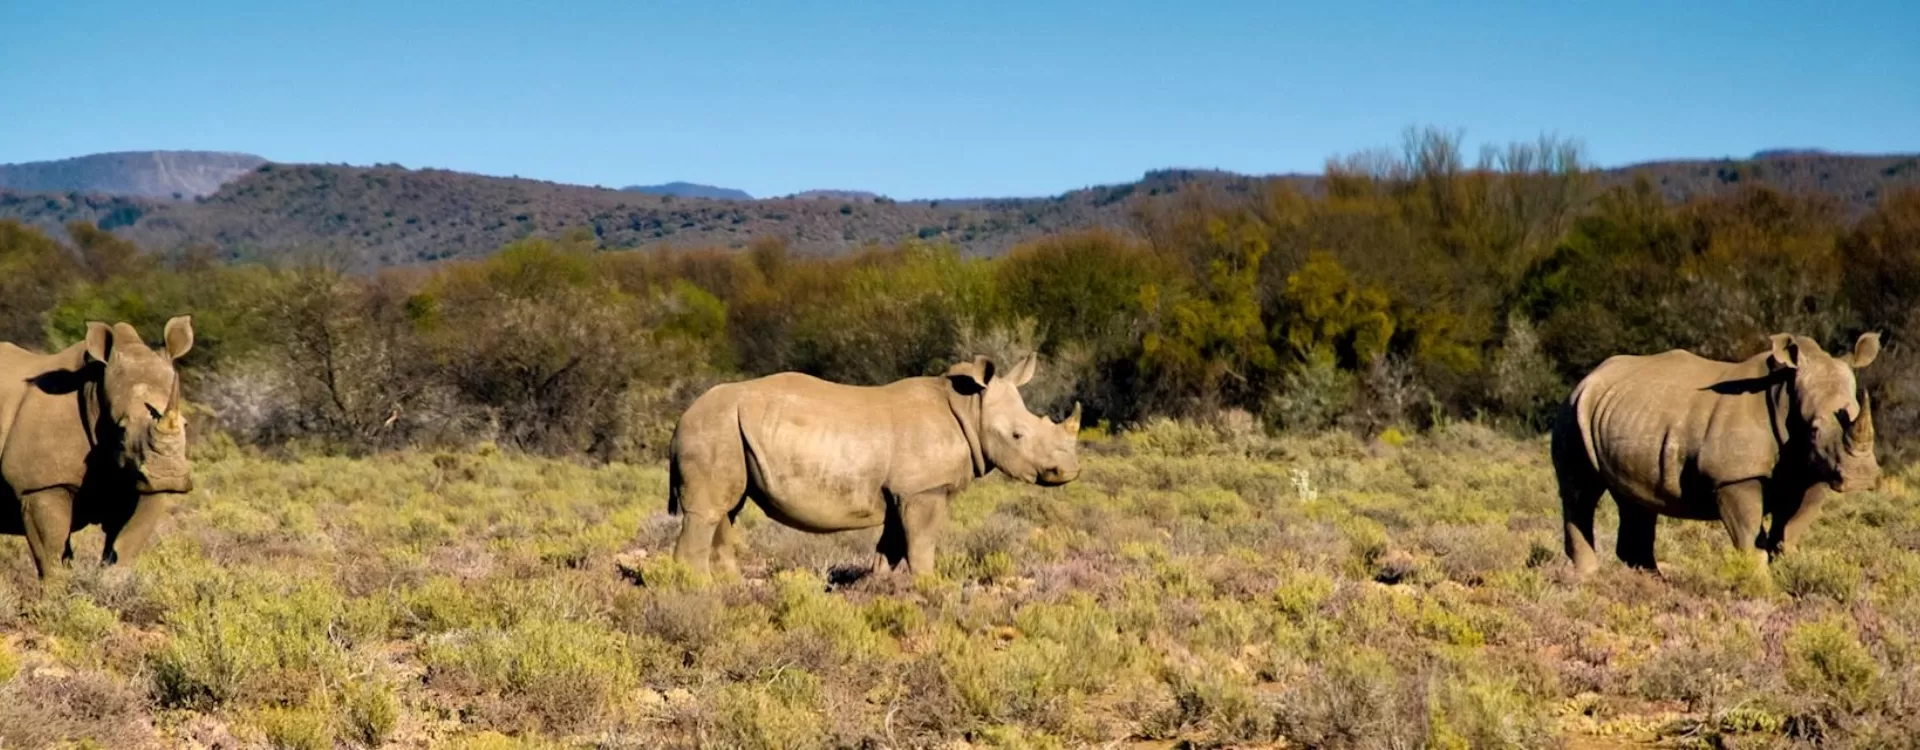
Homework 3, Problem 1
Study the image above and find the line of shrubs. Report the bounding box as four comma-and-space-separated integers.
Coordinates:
3, 129, 1918, 461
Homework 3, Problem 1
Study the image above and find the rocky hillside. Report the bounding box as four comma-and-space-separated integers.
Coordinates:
0, 150, 266, 199
1, 152, 1913, 267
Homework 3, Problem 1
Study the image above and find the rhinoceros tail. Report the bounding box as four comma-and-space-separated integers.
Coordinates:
666, 424, 685, 516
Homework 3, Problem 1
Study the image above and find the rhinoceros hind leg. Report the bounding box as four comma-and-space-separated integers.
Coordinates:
1615, 501, 1659, 572
710, 503, 746, 579
21, 487, 76, 581
669, 443, 747, 578
672, 488, 742, 577
1559, 483, 1604, 576
1553, 411, 1604, 576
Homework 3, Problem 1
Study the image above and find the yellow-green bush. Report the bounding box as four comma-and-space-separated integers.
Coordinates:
1786, 618, 1882, 712
419, 616, 642, 732
712, 668, 830, 750
150, 572, 353, 709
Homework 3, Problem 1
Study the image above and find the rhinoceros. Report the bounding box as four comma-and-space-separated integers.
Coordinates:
1, 317, 195, 579
667, 353, 1081, 577
1553, 332, 1880, 576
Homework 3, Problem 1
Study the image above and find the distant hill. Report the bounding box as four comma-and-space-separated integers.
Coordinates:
622, 181, 752, 201
1603, 152, 1918, 208
0, 150, 266, 199
789, 189, 881, 203
1, 151, 1914, 267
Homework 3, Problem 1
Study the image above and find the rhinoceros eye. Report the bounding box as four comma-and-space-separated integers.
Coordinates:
1012, 429, 1026, 441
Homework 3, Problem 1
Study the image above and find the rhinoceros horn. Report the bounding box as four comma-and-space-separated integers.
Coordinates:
1847, 390, 1874, 456
1059, 402, 1082, 434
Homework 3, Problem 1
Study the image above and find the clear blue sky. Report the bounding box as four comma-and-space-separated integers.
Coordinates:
2, 1, 1915, 200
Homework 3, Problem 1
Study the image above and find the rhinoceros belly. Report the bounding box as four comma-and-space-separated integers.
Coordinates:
739, 395, 893, 533
1587, 381, 1722, 520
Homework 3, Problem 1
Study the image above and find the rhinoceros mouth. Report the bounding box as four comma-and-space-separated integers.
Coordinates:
1035, 467, 1080, 486
137, 474, 194, 494
132, 411, 193, 494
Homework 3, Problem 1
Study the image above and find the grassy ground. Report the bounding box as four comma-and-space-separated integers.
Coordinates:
4, 421, 1920, 749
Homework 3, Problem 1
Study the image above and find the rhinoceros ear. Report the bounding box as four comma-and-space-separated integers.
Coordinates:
164, 315, 195, 359
944, 355, 995, 395
1007, 353, 1038, 387
1848, 332, 1881, 369
1769, 333, 1800, 370
84, 321, 114, 364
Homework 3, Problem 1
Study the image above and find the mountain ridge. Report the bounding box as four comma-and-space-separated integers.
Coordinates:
0, 150, 267, 199
621, 181, 753, 201
1, 150, 1914, 267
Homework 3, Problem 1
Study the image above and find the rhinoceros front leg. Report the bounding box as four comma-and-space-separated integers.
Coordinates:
1765, 483, 1828, 560
103, 493, 176, 566
21, 487, 76, 581
900, 490, 950, 577
1716, 479, 1770, 580
873, 499, 908, 574
1614, 500, 1660, 572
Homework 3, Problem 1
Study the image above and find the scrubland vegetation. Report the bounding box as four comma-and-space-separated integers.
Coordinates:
8, 424, 1920, 747
4, 130, 1920, 456
5, 129, 1920, 747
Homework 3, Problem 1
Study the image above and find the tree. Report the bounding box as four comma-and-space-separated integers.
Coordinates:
0, 221, 80, 347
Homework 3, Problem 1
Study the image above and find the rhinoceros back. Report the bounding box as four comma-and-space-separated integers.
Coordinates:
1566, 350, 1778, 515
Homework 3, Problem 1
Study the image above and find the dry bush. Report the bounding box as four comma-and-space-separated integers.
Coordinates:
0, 667, 156, 749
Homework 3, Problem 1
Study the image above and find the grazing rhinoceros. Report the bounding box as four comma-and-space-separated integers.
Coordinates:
667, 353, 1081, 577
1, 318, 195, 580
1553, 332, 1880, 576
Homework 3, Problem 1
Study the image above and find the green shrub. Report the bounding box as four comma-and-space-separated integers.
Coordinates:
1153, 656, 1269, 741
1785, 618, 1881, 711
435, 731, 569, 750
420, 616, 639, 732
1265, 354, 1358, 432
342, 677, 401, 746
250, 700, 336, 750
150, 574, 351, 709
0, 640, 18, 684
712, 668, 830, 750
32, 594, 121, 664
1774, 550, 1862, 602
1426, 669, 1558, 749
862, 596, 927, 638
772, 570, 889, 666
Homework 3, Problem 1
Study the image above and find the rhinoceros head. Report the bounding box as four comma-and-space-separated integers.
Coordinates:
84, 316, 195, 494
1770, 331, 1879, 493
945, 353, 1082, 486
